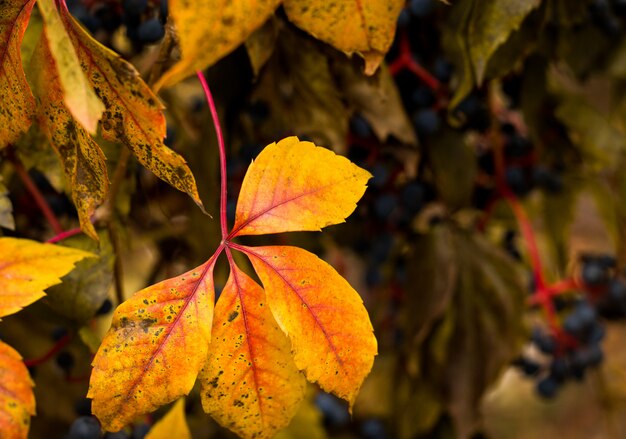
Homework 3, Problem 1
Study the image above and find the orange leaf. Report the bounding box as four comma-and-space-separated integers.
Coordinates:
0, 0, 36, 148
30, 34, 107, 241
283, 0, 404, 75
231, 137, 371, 237
56, 3, 203, 208
0, 237, 93, 318
89, 259, 216, 431
145, 399, 191, 439
0, 341, 35, 439
200, 263, 305, 439
155, 0, 281, 90
242, 245, 377, 406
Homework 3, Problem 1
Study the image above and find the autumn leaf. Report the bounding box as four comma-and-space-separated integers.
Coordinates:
155, 0, 281, 90
37, 0, 104, 134
242, 245, 377, 406
89, 259, 216, 431
0, 0, 36, 148
231, 137, 371, 237
0, 341, 35, 439
200, 263, 305, 439
0, 237, 93, 319
145, 399, 191, 439
283, 0, 404, 75
30, 34, 107, 241
55, 2, 203, 208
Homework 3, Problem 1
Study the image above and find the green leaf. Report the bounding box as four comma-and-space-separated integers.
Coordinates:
0, 177, 15, 230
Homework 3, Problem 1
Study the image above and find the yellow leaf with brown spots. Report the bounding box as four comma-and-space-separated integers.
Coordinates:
88, 259, 216, 432
242, 245, 377, 407
145, 399, 191, 439
56, 3, 202, 208
0, 341, 35, 439
282, 0, 404, 74
155, 0, 281, 90
30, 35, 107, 241
200, 263, 305, 439
0, 237, 93, 319
0, 0, 36, 148
37, 0, 104, 134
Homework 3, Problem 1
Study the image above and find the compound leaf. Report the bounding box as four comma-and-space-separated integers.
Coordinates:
0, 0, 36, 148
156, 0, 281, 90
56, 3, 203, 208
200, 263, 305, 439
0, 237, 93, 319
283, 0, 404, 75
145, 399, 191, 439
89, 259, 216, 432
0, 341, 35, 439
231, 137, 371, 237
243, 245, 377, 406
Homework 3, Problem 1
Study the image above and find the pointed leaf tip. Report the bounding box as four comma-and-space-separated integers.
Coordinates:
232, 137, 372, 237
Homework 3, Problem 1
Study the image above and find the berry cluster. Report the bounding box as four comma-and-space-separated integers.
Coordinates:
589, 0, 626, 37
67, 0, 168, 49
514, 254, 626, 398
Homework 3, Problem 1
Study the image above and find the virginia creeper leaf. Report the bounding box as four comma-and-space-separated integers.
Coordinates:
155, 0, 281, 90
56, 3, 203, 208
243, 245, 377, 406
231, 137, 371, 237
200, 264, 305, 439
37, 0, 104, 134
0, 237, 93, 319
88, 259, 216, 431
30, 34, 107, 241
144, 399, 191, 439
0, 0, 36, 148
282, 0, 404, 75
0, 341, 35, 439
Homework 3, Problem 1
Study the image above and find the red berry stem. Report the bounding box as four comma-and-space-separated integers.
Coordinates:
23, 333, 72, 368
388, 32, 441, 92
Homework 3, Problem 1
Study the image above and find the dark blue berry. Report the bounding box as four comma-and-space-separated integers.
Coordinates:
96, 298, 113, 316
137, 18, 165, 44
408, 0, 435, 17
350, 114, 373, 138
122, 0, 148, 17
67, 416, 101, 439
413, 108, 440, 136
536, 376, 559, 398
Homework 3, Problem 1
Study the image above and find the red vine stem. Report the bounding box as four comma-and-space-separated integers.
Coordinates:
388, 32, 441, 92
197, 70, 228, 240
23, 334, 72, 368
11, 155, 64, 235
46, 227, 84, 243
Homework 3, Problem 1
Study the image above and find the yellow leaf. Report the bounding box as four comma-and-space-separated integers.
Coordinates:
155, 0, 281, 90
283, 0, 404, 75
30, 35, 107, 241
0, 0, 36, 148
89, 260, 216, 431
200, 263, 305, 439
231, 137, 371, 237
145, 399, 191, 439
37, 0, 104, 134
57, 3, 203, 208
0, 341, 35, 439
0, 237, 93, 319
243, 245, 377, 406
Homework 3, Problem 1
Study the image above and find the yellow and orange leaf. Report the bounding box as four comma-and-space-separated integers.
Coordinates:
243, 245, 377, 406
283, 0, 404, 75
89, 260, 216, 431
30, 35, 107, 241
231, 137, 371, 237
0, 341, 35, 439
37, 0, 104, 134
200, 263, 305, 439
0, 237, 93, 318
144, 399, 191, 439
155, 0, 281, 90
0, 0, 36, 148
56, 3, 202, 208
